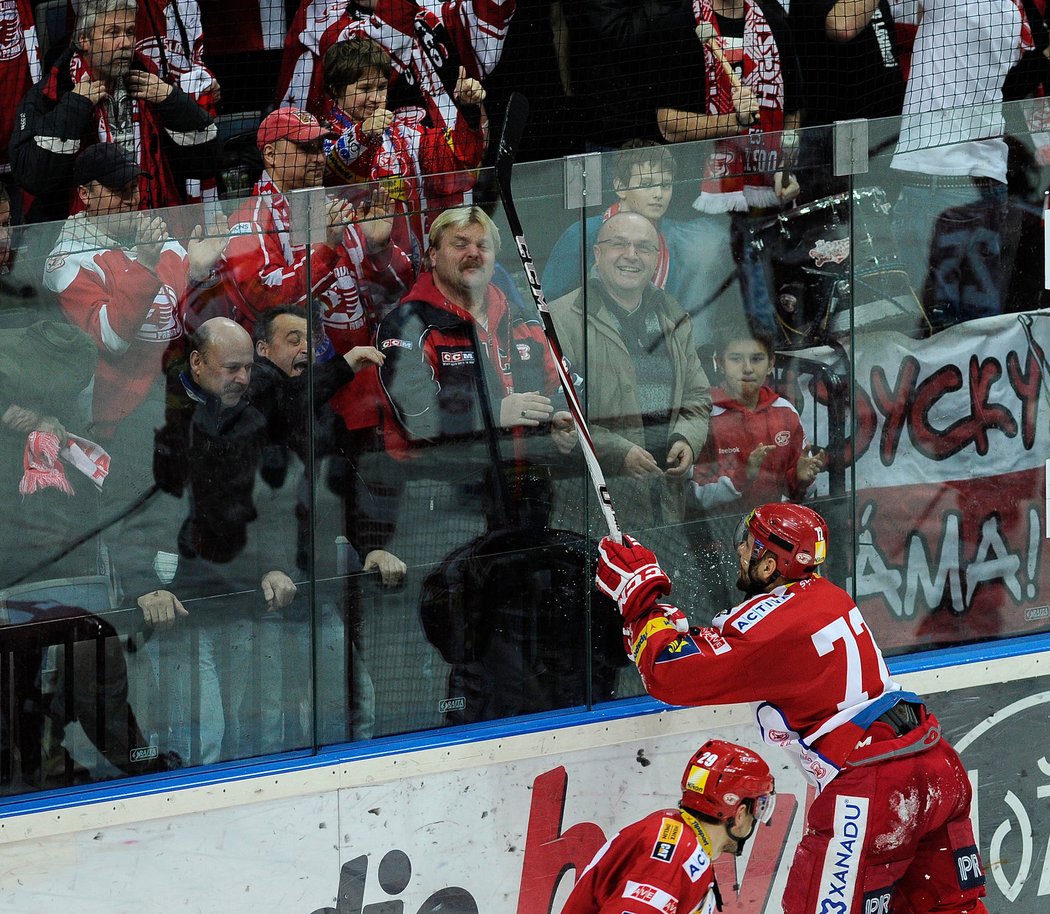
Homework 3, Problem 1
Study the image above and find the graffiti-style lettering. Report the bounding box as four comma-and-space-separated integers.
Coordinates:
852, 502, 1037, 617
852, 503, 904, 617
1005, 348, 1043, 450
903, 513, 963, 619
965, 515, 1022, 604
869, 357, 918, 466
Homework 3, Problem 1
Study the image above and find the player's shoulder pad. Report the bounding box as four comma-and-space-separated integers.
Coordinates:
644, 811, 689, 865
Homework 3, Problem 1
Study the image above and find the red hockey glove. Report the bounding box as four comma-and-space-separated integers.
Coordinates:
596, 534, 672, 623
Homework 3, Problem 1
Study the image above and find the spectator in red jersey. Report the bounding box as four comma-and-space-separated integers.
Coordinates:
322, 35, 486, 270
685, 323, 823, 621
561, 739, 775, 914
690, 324, 823, 514
217, 107, 413, 361
596, 504, 990, 914
9, 0, 217, 224
0, 0, 41, 177
41, 142, 225, 658
43, 142, 222, 441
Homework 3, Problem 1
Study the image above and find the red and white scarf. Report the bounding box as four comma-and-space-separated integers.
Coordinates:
1016, 0, 1036, 53
65, 50, 185, 212
601, 201, 670, 289
692, 0, 785, 213
69, 50, 140, 152
20, 431, 110, 497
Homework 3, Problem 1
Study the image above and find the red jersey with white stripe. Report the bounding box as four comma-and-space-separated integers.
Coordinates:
44, 215, 188, 438
562, 808, 718, 914
0, 0, 41, 171
218, 174, 414, 353
627, 575, 912, 791
325, 101, 484, 266
691, 385, 810, 510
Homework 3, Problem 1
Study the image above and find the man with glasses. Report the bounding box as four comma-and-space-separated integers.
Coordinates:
561, 739, 775, 914
550, 210, 711, 533
596, 503, 989, 914
545, 143, 683, 301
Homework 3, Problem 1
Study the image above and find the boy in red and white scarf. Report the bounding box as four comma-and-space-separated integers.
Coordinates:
322, 35, 486, 270
277, 0, 513, 136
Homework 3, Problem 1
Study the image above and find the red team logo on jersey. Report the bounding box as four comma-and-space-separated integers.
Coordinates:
0, 1, 24, 62
139, 285, 182, 342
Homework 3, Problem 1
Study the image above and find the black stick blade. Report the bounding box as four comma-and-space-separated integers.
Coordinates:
496, 92, 530, 190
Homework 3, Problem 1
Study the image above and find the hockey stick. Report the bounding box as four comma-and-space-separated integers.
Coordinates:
495, 92, 623, 542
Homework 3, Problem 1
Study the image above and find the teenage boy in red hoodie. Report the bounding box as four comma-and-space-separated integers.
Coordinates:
690, 325, 824, 513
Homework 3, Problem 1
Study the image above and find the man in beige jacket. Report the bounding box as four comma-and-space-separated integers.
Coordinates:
549, 211, 711, 533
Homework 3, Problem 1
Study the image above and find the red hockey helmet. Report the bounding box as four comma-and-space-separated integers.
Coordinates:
680, 739, 776, 824
735, 503, 829, 580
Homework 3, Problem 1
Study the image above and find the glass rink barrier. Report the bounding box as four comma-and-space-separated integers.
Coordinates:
1, 97, 1050, 811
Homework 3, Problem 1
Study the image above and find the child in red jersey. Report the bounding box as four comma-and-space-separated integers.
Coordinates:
690, 325, 824, 513
684, 324, 824, 620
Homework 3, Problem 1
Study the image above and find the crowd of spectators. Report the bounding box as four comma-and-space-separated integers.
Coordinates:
1, 0, 1049, 791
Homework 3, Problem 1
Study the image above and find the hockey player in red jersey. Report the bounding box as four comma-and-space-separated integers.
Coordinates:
562, 739, 775, 914
595, 503, 988, 914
